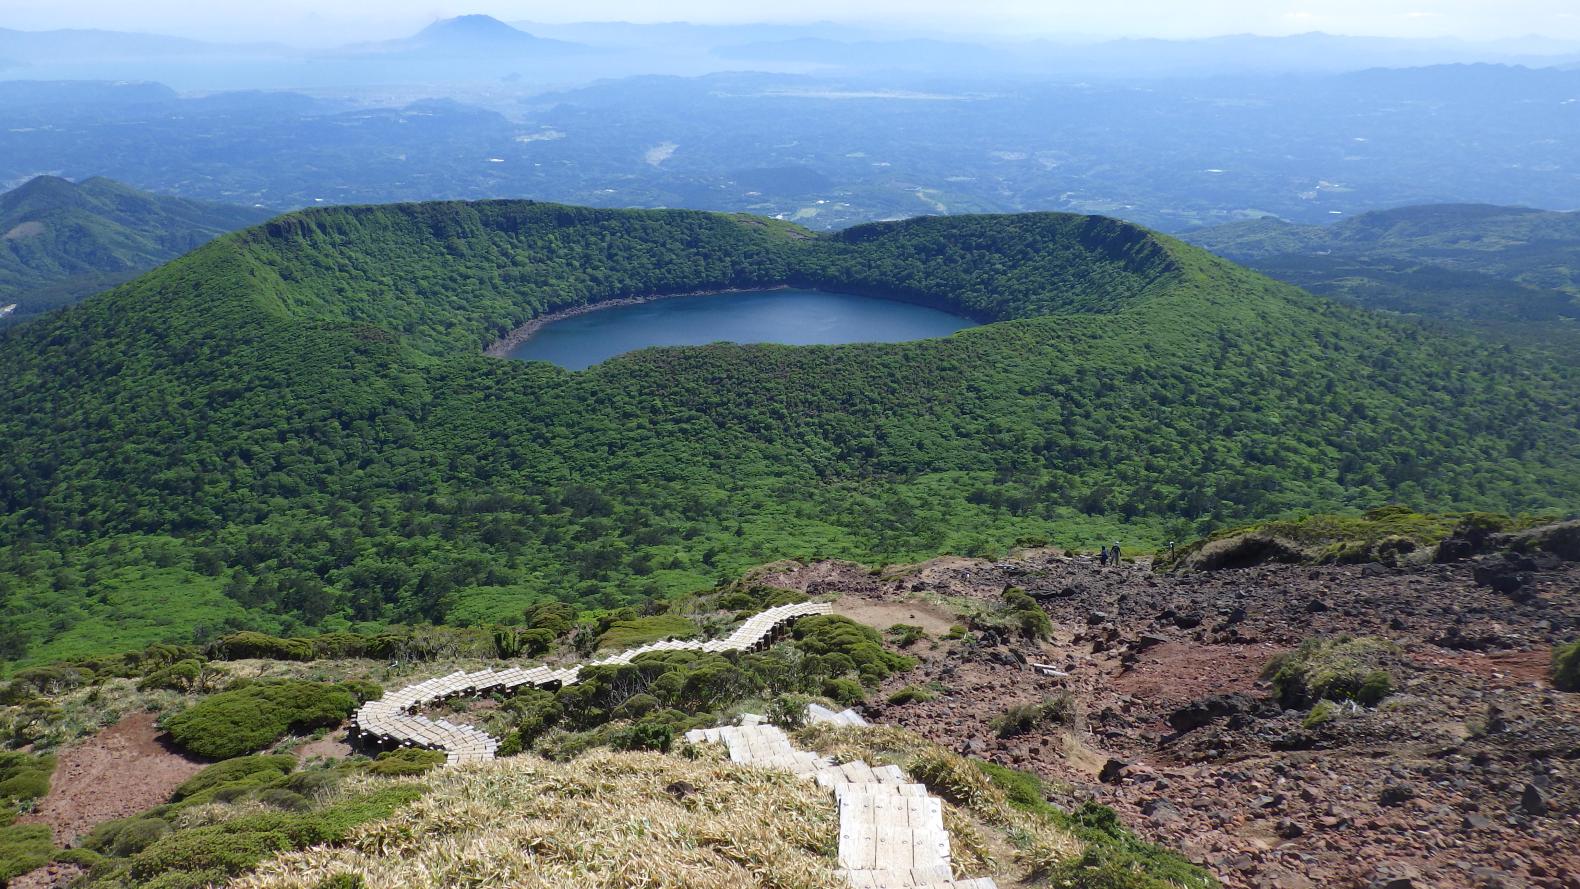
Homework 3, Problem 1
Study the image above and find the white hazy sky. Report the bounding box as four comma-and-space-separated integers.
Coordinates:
5, 0, 1580, 44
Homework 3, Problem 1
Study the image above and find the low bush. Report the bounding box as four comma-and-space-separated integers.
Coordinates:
0, 821, 53, 884
821, 678, 866, 706
138, 659, 208, 692
886, 685, 937, 706
886, 624, 927, 648
162, 682, 359, 759
210, 632, 316, 662
990, 694, 1077, 738
595, 614, 700, 652
1265, 636, 1398, 710
1002, 588, 1054, 641
172, 754, 297, 805
1554, 640, 1580, 692
0, 751, 54, 805
367, 749, 446, 777
1302, 699, 1339, 729
792, 615, 915, 685
123, 786, 424, 889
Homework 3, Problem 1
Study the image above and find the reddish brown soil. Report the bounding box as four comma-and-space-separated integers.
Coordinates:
21, 711, 207, 845
784, 550, 1580, 889
8, 862, 87, 889
292, 733, 354, 762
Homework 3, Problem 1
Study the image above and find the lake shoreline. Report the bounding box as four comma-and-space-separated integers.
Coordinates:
482, 285, 796, 358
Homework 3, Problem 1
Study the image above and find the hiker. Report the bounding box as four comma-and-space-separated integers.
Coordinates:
1111, 542, 1122, 565
1098, 546, 1109, 567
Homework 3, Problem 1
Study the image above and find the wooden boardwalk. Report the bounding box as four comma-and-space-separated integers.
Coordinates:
353, 601, 831, 765
685, 711, 998, 889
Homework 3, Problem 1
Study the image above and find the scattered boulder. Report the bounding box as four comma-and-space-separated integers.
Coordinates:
1166, 693, 1258, 734
1099, 758, 1130, 784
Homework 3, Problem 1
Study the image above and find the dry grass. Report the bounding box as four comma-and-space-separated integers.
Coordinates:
232, 750, 842, 889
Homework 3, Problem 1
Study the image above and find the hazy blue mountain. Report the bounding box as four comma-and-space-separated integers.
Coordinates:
4, 66, 1578, 234
1185, 204, 1580, 324
0, 26, 286, 65
0, 175, 269, 323
707, 30, 1580, 78
341, 15, 588, 58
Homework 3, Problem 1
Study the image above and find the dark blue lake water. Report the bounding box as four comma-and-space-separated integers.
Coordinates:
504, 289, 978, 370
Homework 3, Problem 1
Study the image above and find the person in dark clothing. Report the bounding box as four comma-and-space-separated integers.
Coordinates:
1110, 542, 1122, 565
1098, 546, 1109, 567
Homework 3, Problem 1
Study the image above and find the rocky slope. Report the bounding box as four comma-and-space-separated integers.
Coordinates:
760, 542, 1579, 889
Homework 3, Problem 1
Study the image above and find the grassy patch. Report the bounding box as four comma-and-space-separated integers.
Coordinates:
1265, 636, 1397, 710
990, 693, 1078, 738
886, 685, 937, 706
1554, 640, 1580, 692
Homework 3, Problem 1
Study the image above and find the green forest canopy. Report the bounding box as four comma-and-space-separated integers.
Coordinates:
1, 200, 1576, 666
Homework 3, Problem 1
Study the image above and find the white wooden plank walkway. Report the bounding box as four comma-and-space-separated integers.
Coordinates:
352, 601, 831, 765
684, 710, 998, 889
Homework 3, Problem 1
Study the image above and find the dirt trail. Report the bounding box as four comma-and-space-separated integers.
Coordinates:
22, 711, 207, 845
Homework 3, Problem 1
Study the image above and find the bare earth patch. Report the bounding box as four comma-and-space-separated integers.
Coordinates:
21, 711, 207, 844
292, 732, 355, 763
832, 594, 960, 636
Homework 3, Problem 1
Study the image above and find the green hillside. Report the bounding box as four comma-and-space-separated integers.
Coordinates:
1, 200, 1576, 666
1184, 204, 1580, 324
0, 175, 268, 324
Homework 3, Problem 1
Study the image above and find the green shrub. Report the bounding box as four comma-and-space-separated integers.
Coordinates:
1, 665, 89, 702
315, 875, 367, 889
886, 624, 926, 648
614, 718, 674, 753
1356, 670, 1393, 706
162, 682, 358, 759
138, 658, 205, 692
990, 694, 1077, 738
792, 615, 915, 684
1302, 699, 1339, 729
257, 789, 312, 812
172, 755, 296, 805
124, 786, 424, 887
108, 817, 172, 857
308, 633, 371, 659
1555, 640, 1580, 692
524, 601, 578, 636
0, 751, 54, 805
1265, 636, 1398, 709
767, 693, 812, 729
595, 614, 699, 652
366, 748, 446, 776
210, 632, 316, 661
886, 685, 937, 705
821, 678, 866, 706
0, 821, 53, 883
1003, 588, 1054, 641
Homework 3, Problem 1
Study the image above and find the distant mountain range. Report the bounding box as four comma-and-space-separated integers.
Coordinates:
337, 15, 588, 59
0, 176, 269, 324
1185, 204, 1580, 324
1, 17, 1577, 87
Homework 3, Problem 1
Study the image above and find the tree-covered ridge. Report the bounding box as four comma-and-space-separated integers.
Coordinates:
0, 200, 1576, 667
0, 175, 269, 324
1183, 203, 1580, 323
230, 202, 1186, 355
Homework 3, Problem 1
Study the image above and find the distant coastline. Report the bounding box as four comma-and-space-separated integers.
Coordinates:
482, 285, 796, 357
